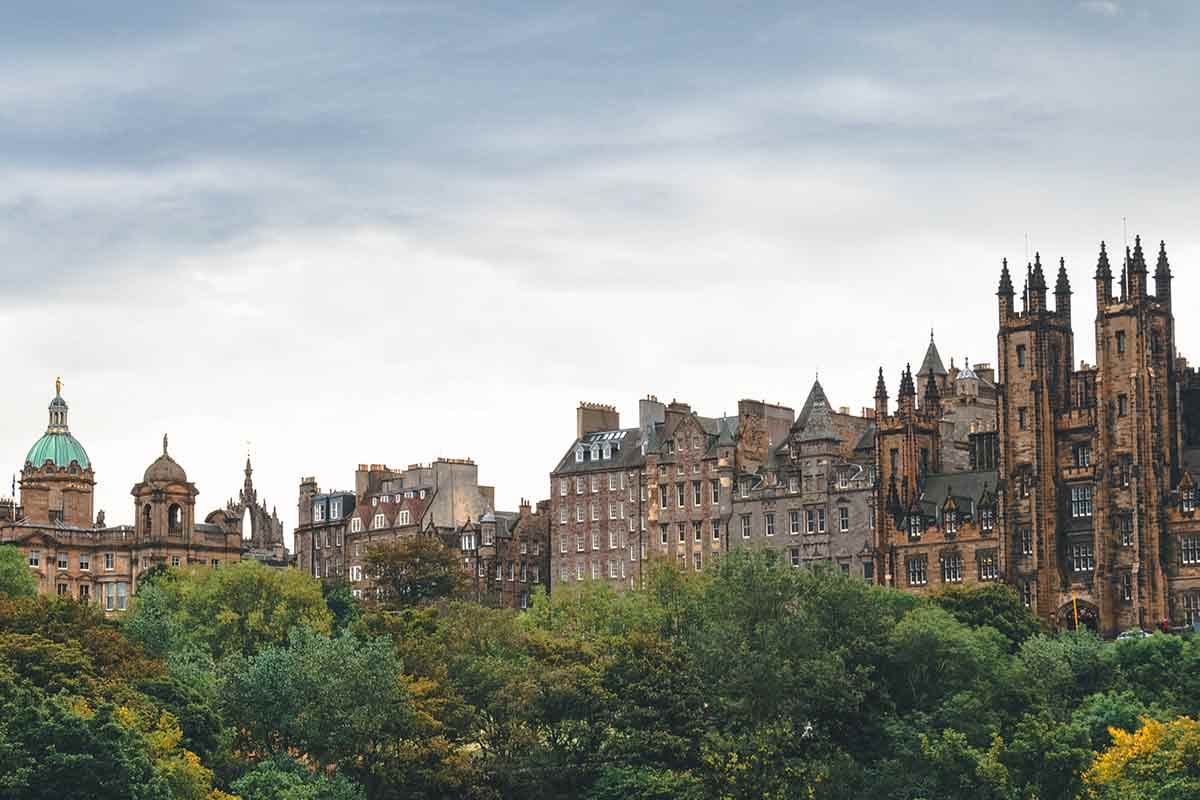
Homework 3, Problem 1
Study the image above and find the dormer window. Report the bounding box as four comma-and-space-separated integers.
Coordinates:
981, 507, 995, 532
312, 503, 326, 522
330, 499, 342, 518
602, 443, 612, 460
373, 513, 385, 529
1182, 488, 1196, 513
908, 514, 922, 540
575, 447, 584, 463
591, 445, 600, 461
351, 517, 362, 533
944, 510, 957, 536
398, 510, 411, 526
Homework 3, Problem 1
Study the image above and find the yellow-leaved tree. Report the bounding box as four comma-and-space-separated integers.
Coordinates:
1084, 716, 1200, 799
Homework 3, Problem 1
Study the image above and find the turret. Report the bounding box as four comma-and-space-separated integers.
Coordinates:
1155, 240, 1172, 304
998, 259, 1015, 320
1028, 253, 1048, 313
1128, 235, 1148, 302
898, 364, 916, 417
874, 367, 889, 418
923, 371, 941, 418
1054, 257, 1071, 319
1095, 241, 1112, 308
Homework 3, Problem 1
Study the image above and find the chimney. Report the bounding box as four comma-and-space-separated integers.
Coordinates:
639, 395, 666, 432
577, 401, 620, 438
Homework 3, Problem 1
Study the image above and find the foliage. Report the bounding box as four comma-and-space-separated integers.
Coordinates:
229, 755, 366, 800
0, 544, 37, 599
123, 561, 332, 659
931, 582, 1044, 651
1084, 716, 1200, 799
364, 535, 466, 608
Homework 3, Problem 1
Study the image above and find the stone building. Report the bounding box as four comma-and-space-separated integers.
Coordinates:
875, 239, 1200, 635
730, 380, 876, 579
458, 499, 551, 609
0, 383, 248, 610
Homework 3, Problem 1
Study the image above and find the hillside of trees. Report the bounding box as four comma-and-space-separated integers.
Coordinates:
0, 541, 1197, 799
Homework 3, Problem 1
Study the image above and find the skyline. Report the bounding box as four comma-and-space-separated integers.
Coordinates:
4, 1, 1200, 546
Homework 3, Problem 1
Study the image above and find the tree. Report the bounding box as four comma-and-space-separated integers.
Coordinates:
1084, 716, 1200, 799
230, 755, 365, 800
930, 583, 1043, 651
0, 545, 36, 599
322, 579, 361, 634
123, 561, 332, 659
364, 536, 465, 608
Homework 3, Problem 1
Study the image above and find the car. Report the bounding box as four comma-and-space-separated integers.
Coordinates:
1117, 628, 1150, 641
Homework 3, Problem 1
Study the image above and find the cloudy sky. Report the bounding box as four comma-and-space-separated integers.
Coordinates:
3, 1, 1198, 546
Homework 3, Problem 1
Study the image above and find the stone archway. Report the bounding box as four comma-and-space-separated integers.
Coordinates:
1056, 599, 1100, 632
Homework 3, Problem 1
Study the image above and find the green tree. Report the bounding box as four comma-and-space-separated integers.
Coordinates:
321, 579, 360, 634
365, 536, 464, 608
124, 561, 332, 659
230, 755, 365, 800
931, 583, 1043, 651
0, 545, 37, 599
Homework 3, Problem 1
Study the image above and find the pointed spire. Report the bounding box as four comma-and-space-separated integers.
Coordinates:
1155, 240, 1171, 280
874, 367, 888, 400
1055, 257, 1071, 295
998, 258, 1014, 296
918, 332, 947, 377
1095, 241, 1112, 280
1131, 235, 1147, 272
1031, 252, 1046, 289
923, 370, 941, 410
899, 363, 916, 397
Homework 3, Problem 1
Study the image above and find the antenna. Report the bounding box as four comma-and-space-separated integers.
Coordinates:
1024, 232, 1029, 265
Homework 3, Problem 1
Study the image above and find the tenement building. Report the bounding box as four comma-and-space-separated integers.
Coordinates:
875, 239, 1200, 635
0, 382, 251, 610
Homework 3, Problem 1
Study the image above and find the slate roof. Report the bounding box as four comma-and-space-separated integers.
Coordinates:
552, 428, 644, 475
918, 334, 948, 377
918, 469, 998, 518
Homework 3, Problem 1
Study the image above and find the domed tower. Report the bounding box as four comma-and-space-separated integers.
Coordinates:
20, 378, 95, 526
131, 434, 198, 541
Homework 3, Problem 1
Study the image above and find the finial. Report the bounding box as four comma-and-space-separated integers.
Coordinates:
163, 433, 169, 455
930, 328, 935, 343
55, 376, 62, 396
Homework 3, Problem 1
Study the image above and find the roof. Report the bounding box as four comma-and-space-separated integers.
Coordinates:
854, 420, 876, 452
796, 380, 840, 443
25, 432, 90, 470
919, 469, 998, 517
552, 428, 645, 475
143, 436, 187, 484
918, 334, 948, 377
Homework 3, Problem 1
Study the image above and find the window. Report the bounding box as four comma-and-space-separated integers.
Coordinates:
330, 499, 342, 518
1070, 542, 1095, 572
171, 555, 181, 567
592, 529, 600, 549
373, 513, 386, 529
211, 559, 220, 569
712, 519, 721, 541
1120, 515, 1133, 547
863, 560, 875, 581
591, 560, 600, 580
659, 485, 668, 510
603, 444, 612, 460
532, 566, 540, 584
944, 509, 957, 536
837, 471, 850, 490
609, 501, 618, 520
104, 583, 116, 611
351, 517, 363, 533
869, 506, 876, 529
818, 509, 827, 533
908, 514, 922, 540
609, 472, 618, 490
1121, 572, 1132, 602
789, 476, 799, 493
576, 477, 584, 495
1019, 526, 1033, 556
676, 483, 685, 508
28, 550, 40, 567
839, 507, 849, 532
1182, 488, 1196, 513
692, 481, 702, 506
336, 531, 343, 547
591, 503, 599, 522
1183, 593, 1200, 626
740, 479, 749, 499
693, 521, 703, 542
790, 510, 801, 535
806, 510, 816, 534
79, 554, 89, 571
1019, 581, 1033, 608
1070, 485, 1093, 518
1181, 535, 1200, 565
660, 526, 668, 546
521, 563, 529, 583
354, 542, 361, 557
693, 552, 703, 571
576, 562, 585, 580
576, 504, 584, 523
907, 555, 928, 586
559, 506, 568, 524
591, 475, 600, 493
765, 513, 776, 536
609, 528, 618, 549
978, 553, 997, 581
576, 533, 584, 552
591, 445, 600, 462
1118, 394, 1128, 417
711, 480, 720, 504
790, 548, 801, 568
1073, 444, 1092, 468
313, 503, 326, 522
981, 507, 995, 533
1016, 344, 1026, 367
350, 565, 362, 582
677, 523, 686, 544
740, 514, 751, 539
560, 565, 570, 583
104, 553, 115, 571
57, 553, 68, 570
1017, 407, 1027, 430
575, 447, 584, 463
940, 553, 963, 583
1116, 330, 1126, 354
559, 478, 568, 496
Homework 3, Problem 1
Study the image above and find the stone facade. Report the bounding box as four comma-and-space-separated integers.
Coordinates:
875, 239, 1200, 636
459, 499, 551, 609
1, 387, 249, 611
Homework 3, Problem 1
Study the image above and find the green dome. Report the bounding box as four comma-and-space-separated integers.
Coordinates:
25, 432, 91, 470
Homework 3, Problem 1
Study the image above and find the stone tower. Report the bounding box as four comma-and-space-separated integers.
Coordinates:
131, 434, 199, 541
20, 379, 95, 527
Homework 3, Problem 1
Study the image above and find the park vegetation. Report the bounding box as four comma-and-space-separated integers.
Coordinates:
0, 540, 1197, 799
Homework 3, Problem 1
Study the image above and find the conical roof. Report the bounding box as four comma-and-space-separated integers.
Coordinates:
796, 379, 839, 443
917, 332, 947, 377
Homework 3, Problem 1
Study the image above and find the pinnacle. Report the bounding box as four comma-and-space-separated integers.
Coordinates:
1055, 256, 1071, 294
998, 258, 1015, 295
1095, 241, 1112, 280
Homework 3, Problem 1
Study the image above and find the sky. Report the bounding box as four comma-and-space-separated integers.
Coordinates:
3, 1, 1199, 548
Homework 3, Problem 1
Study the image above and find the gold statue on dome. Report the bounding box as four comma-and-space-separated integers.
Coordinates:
55, 376, 62, 395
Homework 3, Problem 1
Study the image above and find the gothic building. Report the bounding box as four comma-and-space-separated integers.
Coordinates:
875, 238, 1200, 635
0, 384, 248, 610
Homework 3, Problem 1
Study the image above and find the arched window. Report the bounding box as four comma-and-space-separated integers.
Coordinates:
168, 504, 183, 534
142, 504, 153, 535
